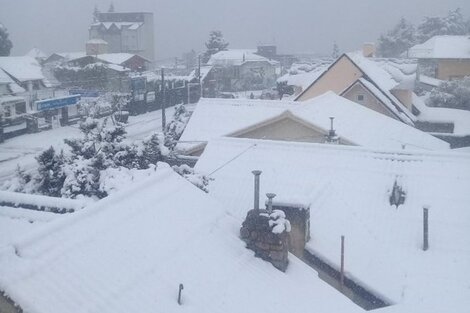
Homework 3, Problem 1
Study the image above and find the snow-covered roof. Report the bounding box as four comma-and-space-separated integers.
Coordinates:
0, 56, 45, 82
55, 52, 86, 60
0, 165, 362, 313
345, 52, 416, 123
195, 137, 470, 313
86, 38, 108, 45
208, 49, 278, 66
0, 206, 60, 247
90, 22, 143, 31
178, 92, 449, 153
413, 93, 470, 136
96, 53, 143, 65
0, 68, 13, 84
278, 63, 329, 91
189, 65, 213, 82
408, 35, 470, 59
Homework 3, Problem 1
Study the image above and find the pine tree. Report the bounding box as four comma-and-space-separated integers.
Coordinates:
377, 18, 416, 57
0, 23, 13, 56
140, 133, 163, 168
202, 30, 229, 64
35, 147, 66, 197
416, 8, 468, 43
108, 2, 115, 13
93, 5, 101, 22
331, 42, 340, 59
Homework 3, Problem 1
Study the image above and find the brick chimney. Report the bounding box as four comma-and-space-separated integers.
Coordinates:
362, 43, 376, 58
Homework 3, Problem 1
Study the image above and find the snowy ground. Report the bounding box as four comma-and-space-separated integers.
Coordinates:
0, 107, 176, 184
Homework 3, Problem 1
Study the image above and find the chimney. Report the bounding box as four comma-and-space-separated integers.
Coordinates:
266, 193, 276, 213
325, 117, 339, 144
362, 42, 376, 58
252, 170, 262, 211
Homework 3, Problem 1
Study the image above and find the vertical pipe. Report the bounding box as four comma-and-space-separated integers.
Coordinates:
161, 68, 166, 130
423, 206, 429, 251
266, 193, 276, 213
177, 283, 184, 305
252, 170, 262, 211
340, 235, 345, 289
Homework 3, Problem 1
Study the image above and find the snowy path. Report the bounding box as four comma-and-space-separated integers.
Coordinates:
0, 107, 175, 184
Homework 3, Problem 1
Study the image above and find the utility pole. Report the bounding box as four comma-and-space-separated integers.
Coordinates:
423, 206, 429, 251
161, 68, 166, 130
340, 235, 345, 289
198, 54, 202, 99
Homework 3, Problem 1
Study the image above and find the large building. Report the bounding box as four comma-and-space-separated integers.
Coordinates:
89, 12, 155, 63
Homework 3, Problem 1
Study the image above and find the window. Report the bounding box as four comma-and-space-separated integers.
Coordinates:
3, 105, 12, 118
15, 102, 27, 115
357, 94, 365, 101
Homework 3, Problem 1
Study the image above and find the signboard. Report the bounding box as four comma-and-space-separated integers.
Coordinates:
36, 95, 81, 111
131, 77, 146, 92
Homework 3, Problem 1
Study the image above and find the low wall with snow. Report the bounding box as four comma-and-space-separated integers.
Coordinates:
0, 190, 88, 213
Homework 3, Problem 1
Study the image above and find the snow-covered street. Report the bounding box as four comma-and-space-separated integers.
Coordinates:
0, 107, 175, 184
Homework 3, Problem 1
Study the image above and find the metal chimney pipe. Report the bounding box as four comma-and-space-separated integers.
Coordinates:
266, 193, 276, 213
252, 170, 262, 211
423, 206, 429, 251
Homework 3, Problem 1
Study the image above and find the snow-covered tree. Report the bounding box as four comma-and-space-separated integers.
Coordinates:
331, 42, 340, 59
0, 23, 13, 56
427, 76, 470, 110
108, 2, 115, 13
164, 104, 191, 150
172, 164, 210, 193
377, 18, 416, 57
35, 147, 66, 197
140, 133, 164, 168
417, 8, 468, 43
202, 30, 229, 64
93, 5, 100, 22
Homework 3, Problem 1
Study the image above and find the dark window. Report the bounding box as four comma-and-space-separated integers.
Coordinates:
15, 102, 27, 115
357, 94, 365, 101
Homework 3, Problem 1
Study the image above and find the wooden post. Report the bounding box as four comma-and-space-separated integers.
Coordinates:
340, 235, 345, 289
177, 283, 184, 305
161, 68, 166, 130
423, 206, 429, 251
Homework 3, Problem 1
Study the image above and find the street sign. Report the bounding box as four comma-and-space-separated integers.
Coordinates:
36, 95, 81, 111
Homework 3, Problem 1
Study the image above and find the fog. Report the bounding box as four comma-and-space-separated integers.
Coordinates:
1, 0, 469, 60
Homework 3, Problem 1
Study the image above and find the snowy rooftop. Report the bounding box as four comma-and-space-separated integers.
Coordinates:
413, 94, 470, 136
86, 38, 108, 45
96, 53, 148, 65
345, 52, 416, 123
90, 22, 143, 31
0, 56, 45, 82
0, 68, 14, 84
408, 35, 470, 59
0, 165, 362, 313
177, 92, 449, 153
195, 137, 470, 313
208, 49, 278, 66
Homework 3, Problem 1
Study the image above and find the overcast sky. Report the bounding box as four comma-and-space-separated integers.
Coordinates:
1, 0, 469, 60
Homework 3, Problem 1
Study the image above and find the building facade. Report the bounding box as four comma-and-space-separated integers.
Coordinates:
89, 12, 155, 63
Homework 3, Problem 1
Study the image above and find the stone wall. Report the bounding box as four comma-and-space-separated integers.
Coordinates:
240, 209, 291, 272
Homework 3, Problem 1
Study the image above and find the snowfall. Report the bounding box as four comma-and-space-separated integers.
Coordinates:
195, 137, 470, 313
1, 99, 469, 312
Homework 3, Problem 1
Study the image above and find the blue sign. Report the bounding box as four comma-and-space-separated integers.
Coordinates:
131, 77, 146, 92
36, 95, 81, 111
